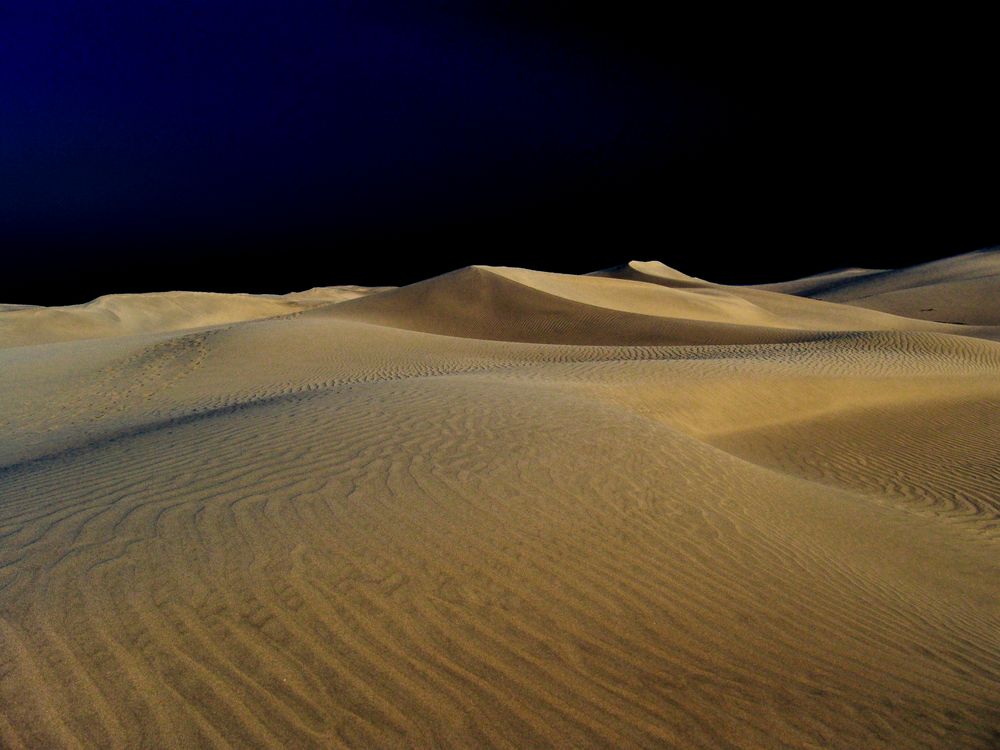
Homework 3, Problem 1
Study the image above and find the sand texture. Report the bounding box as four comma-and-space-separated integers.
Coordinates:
1, 256, 999, 748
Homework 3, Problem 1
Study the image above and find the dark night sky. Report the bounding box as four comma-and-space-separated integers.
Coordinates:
2, 3, 998, 304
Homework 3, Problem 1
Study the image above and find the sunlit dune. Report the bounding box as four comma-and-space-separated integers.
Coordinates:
1, 254, 998, 749
322, 263, 983, 346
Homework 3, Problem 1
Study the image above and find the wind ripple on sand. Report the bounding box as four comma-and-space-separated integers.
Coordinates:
1, 266, 1000, 748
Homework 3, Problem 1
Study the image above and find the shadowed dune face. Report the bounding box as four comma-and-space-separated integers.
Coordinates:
1, 256, 1000, 749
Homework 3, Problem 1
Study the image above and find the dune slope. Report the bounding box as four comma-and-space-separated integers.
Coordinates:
753, 248, 1000, 325
1, 258, 999, 749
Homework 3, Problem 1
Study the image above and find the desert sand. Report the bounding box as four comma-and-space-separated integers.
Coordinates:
1, 251, 999, 748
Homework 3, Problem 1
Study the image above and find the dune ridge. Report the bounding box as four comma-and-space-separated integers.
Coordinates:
1, 254, 999, 748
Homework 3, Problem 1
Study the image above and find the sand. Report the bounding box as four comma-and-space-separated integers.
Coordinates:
0, 286, 392, 349
1, 255, 998, 748
752, 248, 1000, 325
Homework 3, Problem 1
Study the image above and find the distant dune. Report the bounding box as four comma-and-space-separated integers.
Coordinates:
1, 254, 998, 749
753, 248, 1000, 325
0, 286, 391, 349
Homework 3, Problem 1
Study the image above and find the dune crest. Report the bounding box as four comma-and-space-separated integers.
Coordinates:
589, 259, 712, 288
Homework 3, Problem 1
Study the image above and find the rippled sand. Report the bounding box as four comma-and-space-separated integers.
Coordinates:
2, 253, 999, 748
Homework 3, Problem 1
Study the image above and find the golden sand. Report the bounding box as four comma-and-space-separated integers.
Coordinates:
1, 253, 998, 748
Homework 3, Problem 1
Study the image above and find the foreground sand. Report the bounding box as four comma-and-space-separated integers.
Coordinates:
1, 254, 999, 748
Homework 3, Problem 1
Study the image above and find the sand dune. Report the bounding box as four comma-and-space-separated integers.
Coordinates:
0, 286, 389, 349
750, 266, 886, 296
754, 248, 1000, 325
588, 259, 713, 288
1, 255, 999, 748
279, 285, 397, 304
325, 264, 973, 346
